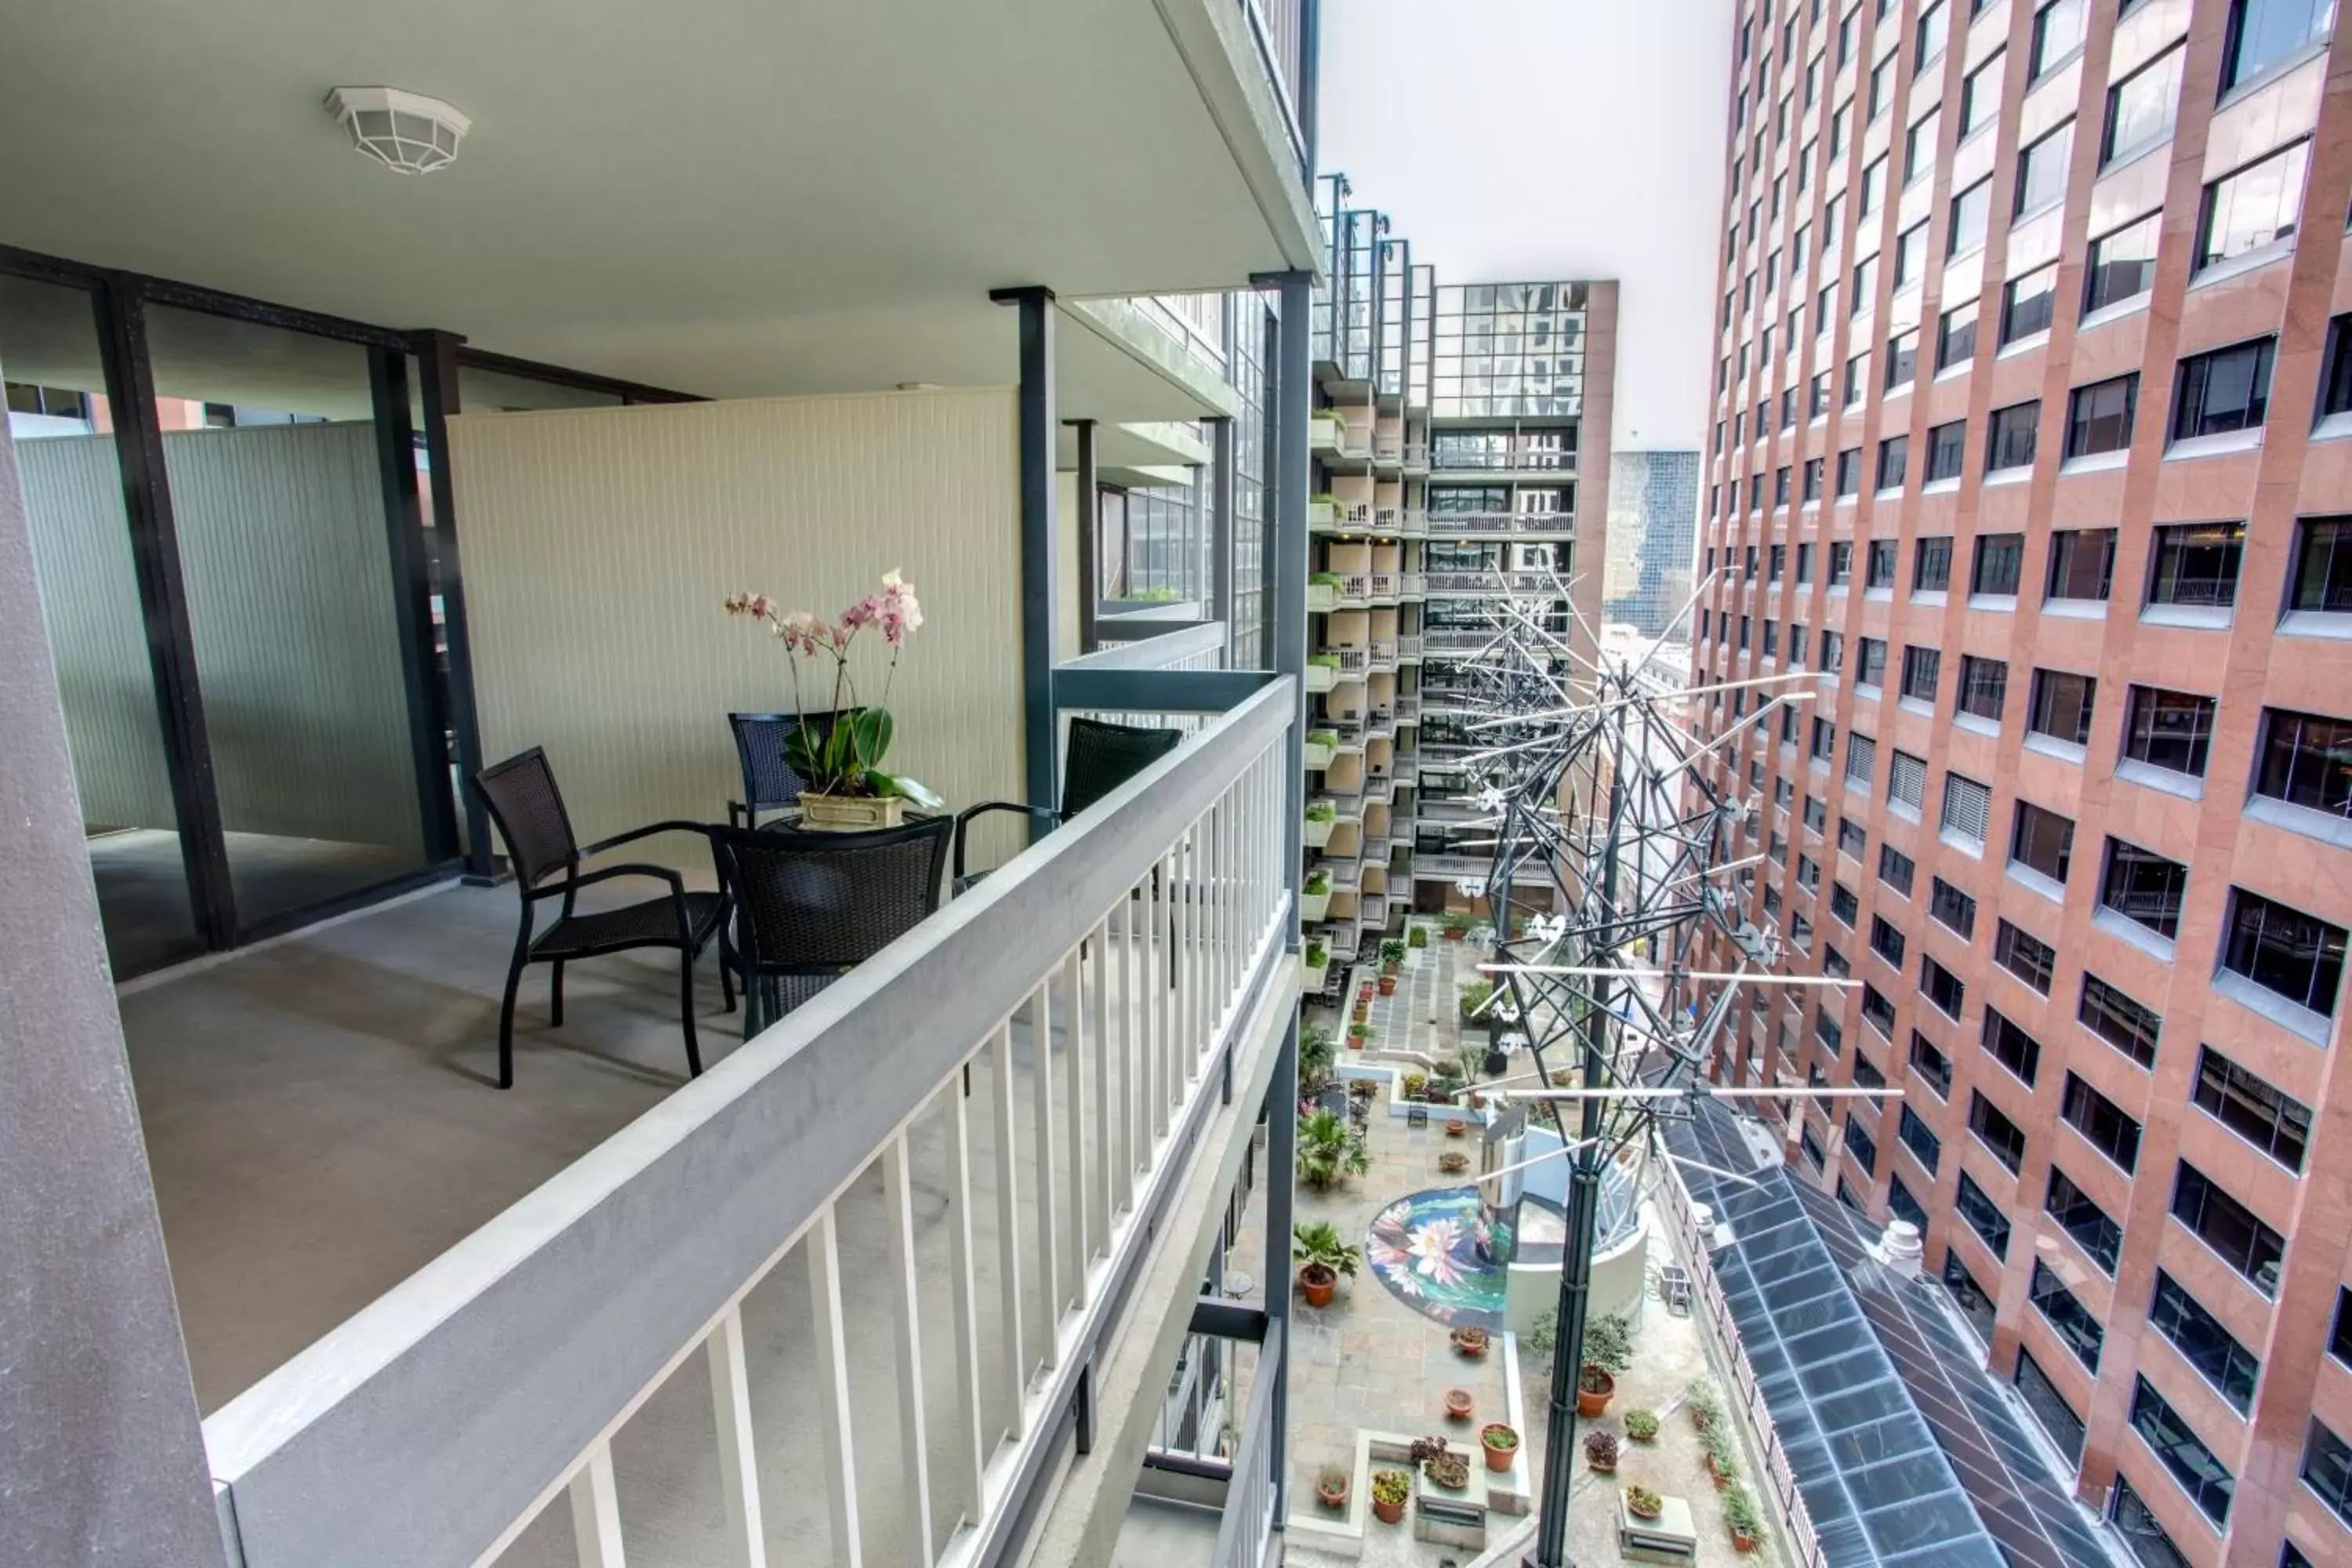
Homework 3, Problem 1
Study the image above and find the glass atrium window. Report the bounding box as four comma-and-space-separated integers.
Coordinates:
2221, 0, 2336, 93
2066, 373, 2137, 457
2172, 1161, 2283, 1294
1958, 655, 2009, 720
2150, 1269, 2262, 1414
2193, 1044, 2310, 1172
2028, 670, 2096, 746
1993, 918, 2053, 991
2172, 336, 2274, 439
2289, 516, 2352, 612
2031, 0, 2088, 78
2046, 528, 2114, 601
2100, 838, 2188, 939
1961, 49, 2005, 139
2103, 46, 2183, 165
2011, 800, 2075, 883
2015, 122, 2075, 216
2062, 1072, 2143, 1171
1878, 434, 1910, 490
2002, 263, 2057, 344
2223, 888, 2347, 1016
2255, 707, 2352, 818
1972, 533, 2022, 593
1987, 400, 2040, 471
2086, 212, 2161, 313
2045, 1167, 2122, 1274
2128, 1375, 2234, 1525
1939, 300, 1979, 369
2122, 686, 2216, 776
1914, 536, 1951, 592
2078, 973, 2161, 1068
2198, 142, 2310, 271
2148, 521, 2245, 608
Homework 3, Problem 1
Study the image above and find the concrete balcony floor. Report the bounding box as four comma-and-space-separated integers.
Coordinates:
123, 880, 1194, 1566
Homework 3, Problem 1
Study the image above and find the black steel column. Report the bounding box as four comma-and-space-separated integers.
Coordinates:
412, 330, 493, 879
1531, 721, 1627, 1568
368, 345, 463, 865
993, 287, 1058, 820
1263, 1019, 1298, 1520
1210, 415, 1236, 659
92, 277, 237, 949
1258, 270, 1312, 942
1073, 418, 1098, 654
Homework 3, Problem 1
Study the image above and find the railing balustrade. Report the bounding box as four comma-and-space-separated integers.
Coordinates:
1207, 1322, 1281, 1568
201, 684, 1299, 1568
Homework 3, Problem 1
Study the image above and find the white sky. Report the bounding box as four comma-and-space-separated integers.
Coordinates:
1316, 0, 1733, 451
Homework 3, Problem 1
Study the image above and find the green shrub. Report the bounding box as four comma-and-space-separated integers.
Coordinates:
1722, 1484, 1764, 1537
1458, 978, 1495, 1019
1304, 939, 1329, 967
1304, 801, 1336, 822
1581, 1311, 1635, 1377
1624, 1409, 1660, 1442
1292, 1220, 1360, 1276
1408, 926, 1429, 948
1304, 870, 1331, 896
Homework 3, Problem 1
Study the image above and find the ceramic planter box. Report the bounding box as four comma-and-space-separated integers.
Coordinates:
1303, 815, 1334, 848
1306, 663, 1338, 694
1301, 890, 1330, 921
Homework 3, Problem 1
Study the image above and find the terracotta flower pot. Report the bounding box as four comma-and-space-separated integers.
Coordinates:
1378, 975, 1397, 996
1577, 1367, 1615, 1419
1708, 1454, 1732, 1491
1317, 1475, 1348, 1511
1626, 1494, 1663, 1521
1445, 1119, 1467, 1137
1438, 1152, 1469, 1173
1587, 1454, 1615, 1475
1298, 1262, 1335, 1308
1372, 1494, 1406, 1526
1480, 1424, 1517, 1472
1443, 928, 1465, 942
1443, 1388, 1474, 1421
1732, 1528, 1760, 1554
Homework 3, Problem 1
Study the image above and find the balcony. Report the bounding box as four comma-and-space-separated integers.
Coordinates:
1423, 627, 1495, 653
1422, 511, 1577, 536
1372, 430, 1403, 465
1367, 572, 1399, 603
1368, 635, 1398, 664
1309, 412, 1345, 453
1422, 570, 1560, 596
1396, 633, 1425, 659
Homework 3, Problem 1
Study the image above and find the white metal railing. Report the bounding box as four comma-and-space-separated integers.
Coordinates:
1423, 628, 1493, 652
1367, 573, 1399, 599
1340, 501, 1372, 528
1369, 637, 1396, 662
1657, 1160, 1829, 1568
201, 685, 1298, 1568
1080, 619, 1227, 670
1208, 1323, 1281, 1568
1374, 506, 1401, 531
1326, 644, 1367, 672
1338, 573, 1370, 602
1396, 633, 1423, 657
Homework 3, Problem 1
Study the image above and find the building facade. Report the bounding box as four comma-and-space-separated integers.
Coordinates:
1690, 2, 2352, 1566
1606, 448, 1704, 638
1300, 172, 1616, 985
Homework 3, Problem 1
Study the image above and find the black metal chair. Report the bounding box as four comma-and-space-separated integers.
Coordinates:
952, 717, 1183, 890
708, 816, 953, 1034
472, 748, 732, 1090
727, 710, 851, 828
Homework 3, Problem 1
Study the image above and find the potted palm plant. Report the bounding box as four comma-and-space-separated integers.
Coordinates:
1380, 938, 1406, 975
1347, 1021, 1370, 1048
1295, 1110, 1370, 1189
1292, 1221, 1359, 1308
1298, 1023, 1337, 1095
724, 575, 942, 829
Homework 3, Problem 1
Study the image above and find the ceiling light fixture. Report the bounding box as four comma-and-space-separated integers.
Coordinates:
325, 86, 471, 175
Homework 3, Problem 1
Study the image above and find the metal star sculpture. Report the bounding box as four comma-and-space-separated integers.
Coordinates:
1421, 566, 1849, 1566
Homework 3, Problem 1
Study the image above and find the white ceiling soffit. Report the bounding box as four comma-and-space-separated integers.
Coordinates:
1054, 420, 1211, 472
0, 0, 1317, 402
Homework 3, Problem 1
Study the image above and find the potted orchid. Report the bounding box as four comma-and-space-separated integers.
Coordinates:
724, 572, 942, 830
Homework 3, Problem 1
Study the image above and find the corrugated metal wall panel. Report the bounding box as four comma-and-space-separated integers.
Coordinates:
449, 387, 1025, 867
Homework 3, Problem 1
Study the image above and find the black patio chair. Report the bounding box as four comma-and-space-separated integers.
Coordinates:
727, 710, 851, 828
472, 748, 732, 1090
708, 816, 953, 1034
952, 717, 1183, 891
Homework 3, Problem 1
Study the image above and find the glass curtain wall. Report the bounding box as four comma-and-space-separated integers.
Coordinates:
1, 274, 202, 973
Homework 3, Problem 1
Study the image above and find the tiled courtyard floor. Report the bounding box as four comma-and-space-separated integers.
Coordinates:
1225, 933, 1782, 1566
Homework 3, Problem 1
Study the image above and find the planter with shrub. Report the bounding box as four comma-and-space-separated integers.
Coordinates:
1624, 1486, 1664, 1521
1686, 1378, 1722, 1432
1369, 1468, 1410, 1526
1440, 911, 1473, 941
1723, 1484, 1764, 1553
1581, 1428, 1617, 1473
1296, 1112, 1369, 1191
1292, 1220, 1359, 1308
1481, 1422, 1519, 1473
1450, 1325, 1487, 1358
1575, 1309, 1634, 1417
1624, 1409, 1661, 1443
1409, 925, 1429, 949
1316, 1466, 1349, 1511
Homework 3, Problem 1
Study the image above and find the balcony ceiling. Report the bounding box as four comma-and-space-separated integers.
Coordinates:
0, 0, 1316, 416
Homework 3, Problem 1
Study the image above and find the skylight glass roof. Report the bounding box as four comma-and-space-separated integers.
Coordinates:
1660, 1101, 2117, 1567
